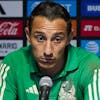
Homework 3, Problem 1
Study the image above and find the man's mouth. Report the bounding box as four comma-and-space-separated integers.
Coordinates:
40, 58, 55, 63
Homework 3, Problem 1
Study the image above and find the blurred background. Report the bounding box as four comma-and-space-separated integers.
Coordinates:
0, 0, 100, 62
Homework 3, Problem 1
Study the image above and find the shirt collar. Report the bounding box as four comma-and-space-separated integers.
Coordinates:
29, 46, 45, 77
65, 45, 79, 71
28, 45, 38, 73
53, 45, 79, 80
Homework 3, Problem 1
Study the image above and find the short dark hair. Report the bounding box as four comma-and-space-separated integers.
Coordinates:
28, 1, 72, 35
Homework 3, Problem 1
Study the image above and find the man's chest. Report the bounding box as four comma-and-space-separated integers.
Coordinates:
17, 73, 80, 100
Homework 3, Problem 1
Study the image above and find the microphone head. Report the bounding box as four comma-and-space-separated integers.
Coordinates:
39, 76, 53, 87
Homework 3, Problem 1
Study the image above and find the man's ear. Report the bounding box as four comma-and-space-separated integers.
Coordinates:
25, 27, 31, 43
66, 32, 74, 45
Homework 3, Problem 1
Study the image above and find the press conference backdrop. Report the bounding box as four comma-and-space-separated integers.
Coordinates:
0, 0, 100, 62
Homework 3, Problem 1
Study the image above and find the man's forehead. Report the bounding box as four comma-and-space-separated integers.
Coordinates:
32, 16, 67, 30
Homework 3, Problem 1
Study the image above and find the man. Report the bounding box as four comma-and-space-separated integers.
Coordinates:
0, 1, 100, 100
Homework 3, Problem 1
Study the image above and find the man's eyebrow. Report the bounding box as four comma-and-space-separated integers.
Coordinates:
33, 31, 44, 35
54, 32, 65, 36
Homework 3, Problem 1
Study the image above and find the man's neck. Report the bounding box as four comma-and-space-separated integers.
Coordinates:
39, 57, 66, 78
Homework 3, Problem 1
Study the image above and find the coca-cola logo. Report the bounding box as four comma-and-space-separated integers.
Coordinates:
0, 22, 19, 36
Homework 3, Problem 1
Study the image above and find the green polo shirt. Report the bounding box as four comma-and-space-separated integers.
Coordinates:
0, 45, 100, 100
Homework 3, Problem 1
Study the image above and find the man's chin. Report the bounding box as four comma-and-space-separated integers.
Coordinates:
38, 62, 56, 69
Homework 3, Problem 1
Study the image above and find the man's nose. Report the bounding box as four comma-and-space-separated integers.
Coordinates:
44, 41, 53, 57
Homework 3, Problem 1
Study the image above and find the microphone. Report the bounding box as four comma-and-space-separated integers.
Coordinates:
39, 76, 53, 100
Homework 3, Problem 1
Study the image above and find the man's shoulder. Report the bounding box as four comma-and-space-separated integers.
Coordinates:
71, 45, 99, 59
5, 46, 30, 58
2, 46, 32, 66
70, 45, 100, 68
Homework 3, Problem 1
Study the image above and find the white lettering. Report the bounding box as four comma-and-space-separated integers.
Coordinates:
60, 4, 72, 12
84, 25, 93, 31
0, 22, 19, 35
0, 43, 17, 49
65, 4, 72, 12
87, 5, 100, 11
94, 26, 100, 31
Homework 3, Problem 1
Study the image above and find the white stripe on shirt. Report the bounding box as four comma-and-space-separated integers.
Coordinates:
0, 63, 10, 100
88, 69, 100, 100
98, 69, 100, 96
88, 84, 93, 100
93, 69, 98, 100
0, 64, 6, 87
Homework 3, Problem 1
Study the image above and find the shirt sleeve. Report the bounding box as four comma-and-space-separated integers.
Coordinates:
80, 55, 100, 100
83, 68, 100, 100
0, 57, 17, 100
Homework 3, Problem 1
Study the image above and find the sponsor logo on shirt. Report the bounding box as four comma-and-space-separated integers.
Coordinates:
81, 20, 100, 37
0, 1, 23, 17
26, 84, 38, 94
0, 20, 23, 37
0, 40, 23, 57
58, 79, 76, 100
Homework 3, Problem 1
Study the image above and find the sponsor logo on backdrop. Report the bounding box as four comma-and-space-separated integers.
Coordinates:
85, 41, 99, 54
87, 5, 100, 11
84, 25, 100, 31
81, 0, 100, 16
81, 40, 100, 56
27, 0, 42, 16
0, 20, 23, 37
31, 1, 41, 10
0, 1, 23, 17
0, 40, 23, 57
81, 20, 100, 37
50, 0, 76, 17
0, 4, 6, 15
27, 0, 76, 17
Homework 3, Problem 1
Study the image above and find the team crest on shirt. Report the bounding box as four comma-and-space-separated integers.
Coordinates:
58, 79, 76, 100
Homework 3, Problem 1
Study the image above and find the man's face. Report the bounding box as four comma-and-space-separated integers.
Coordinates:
27, 16, 72, 69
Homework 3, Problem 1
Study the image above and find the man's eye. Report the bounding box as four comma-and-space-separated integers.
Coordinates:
37, 35, 45, 42
53, 37, 62, 43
